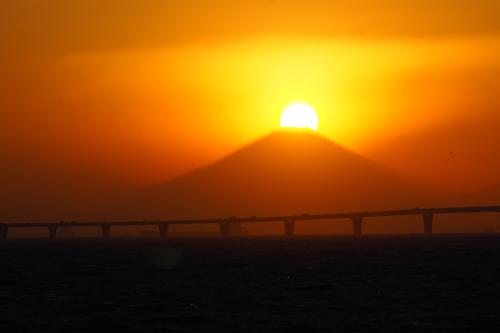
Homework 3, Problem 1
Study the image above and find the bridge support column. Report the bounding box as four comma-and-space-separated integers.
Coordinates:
352, 217, 363, 237
0, 226, 8, 240
48, 225, 58, 239
102, 225, 112, 238
219, 223, 230, 236
284, 220, 295, 236
158, 224, 169, 237
423, 214, 434, 235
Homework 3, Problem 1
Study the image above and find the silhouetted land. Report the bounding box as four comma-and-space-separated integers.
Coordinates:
1, 236, 500, 331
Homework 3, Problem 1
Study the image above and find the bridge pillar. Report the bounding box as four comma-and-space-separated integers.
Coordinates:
219, 223, 230, 236
102, 225, 112, 238
423, 214, 434, 235
0, 225, 7, 240
158, 224, 169, 237
48, 225, 58, 239
352, 217, 363, 237
284, 220, 295, 236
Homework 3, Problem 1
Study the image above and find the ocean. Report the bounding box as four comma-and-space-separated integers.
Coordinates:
1, 235, 499, 331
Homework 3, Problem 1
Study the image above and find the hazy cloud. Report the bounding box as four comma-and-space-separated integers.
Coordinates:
1, 0, 499, 58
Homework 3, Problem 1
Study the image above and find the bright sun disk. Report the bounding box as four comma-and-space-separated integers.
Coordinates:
280, 103, 319, 130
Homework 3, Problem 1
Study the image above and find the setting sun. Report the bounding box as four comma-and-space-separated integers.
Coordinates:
280, 103, 319, 130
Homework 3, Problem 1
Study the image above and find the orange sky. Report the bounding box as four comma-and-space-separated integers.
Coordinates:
1, 0, 500, 198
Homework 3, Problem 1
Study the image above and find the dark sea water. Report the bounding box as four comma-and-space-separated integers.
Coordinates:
1, 235, 500, 332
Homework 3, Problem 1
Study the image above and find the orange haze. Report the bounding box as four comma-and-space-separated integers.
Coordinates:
1, 1, 500, 227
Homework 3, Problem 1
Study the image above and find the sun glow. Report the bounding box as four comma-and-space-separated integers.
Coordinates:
280, 103, 319, 130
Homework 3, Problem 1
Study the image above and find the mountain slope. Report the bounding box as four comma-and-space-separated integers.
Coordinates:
460, 185, 500, 206
366, 113, 500, 192
111, 131, 436, 220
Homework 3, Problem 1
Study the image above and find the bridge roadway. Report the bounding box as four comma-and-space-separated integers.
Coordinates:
1, 206, 499, 239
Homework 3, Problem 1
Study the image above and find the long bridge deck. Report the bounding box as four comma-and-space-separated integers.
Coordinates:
1, 206, 499, 239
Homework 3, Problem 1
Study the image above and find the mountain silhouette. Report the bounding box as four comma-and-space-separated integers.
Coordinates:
110, 131, 435, 221
366, 112, 500, 191
461, 185, 500, 206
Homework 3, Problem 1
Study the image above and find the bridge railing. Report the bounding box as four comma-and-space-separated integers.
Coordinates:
1, 206, 499, 239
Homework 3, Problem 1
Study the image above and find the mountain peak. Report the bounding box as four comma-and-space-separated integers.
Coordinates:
216, 130, 365, 169
251, 129, 339, 148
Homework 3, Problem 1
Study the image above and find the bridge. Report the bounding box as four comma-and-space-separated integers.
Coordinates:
1, 206, 499, 239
